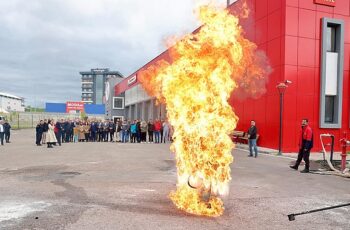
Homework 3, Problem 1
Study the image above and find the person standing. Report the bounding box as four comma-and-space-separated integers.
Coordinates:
60, 119, 66, 143
160, 119, 164, 144
46, 120, 57, 148
135, 120, 141, 143
162, 120, 170, 143
55, 119, 62, 146
116, 120, 122, 142
35, 120, 44, 146
78, 123, 85, 142
84, 122, 90, 142
109, 120, 115, 142
140, 120, 148, 143
130, 121, 137, 143
154, 119, 161, 144
147, 119, 154, 143
42, 119, 48, 144
90, 120, 97, 142
64, 120, 72, 143
121, 120, 129, 143
103, 120, 109, 142
73, 124, 79, 143
247, 120, 258, 158
0, 121, 5, 145
290, 119, 313, 173
3, 120, 11, 143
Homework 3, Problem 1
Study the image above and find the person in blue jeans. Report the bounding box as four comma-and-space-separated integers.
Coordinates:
130, 121, 137, 143
121, 120, 130, 143
247, 120, 258, 158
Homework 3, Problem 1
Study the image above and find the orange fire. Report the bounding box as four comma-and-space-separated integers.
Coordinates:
140, 2, 270, 217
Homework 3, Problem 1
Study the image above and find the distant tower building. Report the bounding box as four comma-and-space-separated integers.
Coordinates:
79, 68, 123, 104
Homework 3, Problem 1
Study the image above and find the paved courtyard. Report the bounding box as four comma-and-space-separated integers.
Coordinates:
0, 129, 349, 230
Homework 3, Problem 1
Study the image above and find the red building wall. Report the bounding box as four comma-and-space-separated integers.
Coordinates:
231, 0, 350, 152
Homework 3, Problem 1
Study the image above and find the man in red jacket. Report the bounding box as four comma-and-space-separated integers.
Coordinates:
154, 119, 162, 144
290, 119, 313, 173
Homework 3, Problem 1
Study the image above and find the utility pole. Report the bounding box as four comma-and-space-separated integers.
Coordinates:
227, 0, 230, 7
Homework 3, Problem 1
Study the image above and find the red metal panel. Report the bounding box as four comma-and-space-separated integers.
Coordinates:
256, 0, 268, 20
297, 67, 316, 95
299, 9, 316, 38
268, 0, 282, 13
268, 9, 282, 40
265, 66, 281, 95
286, 6, 299, 36
334, 0, 350, 16
298, 38, 316, 67
255, 17, 268, 45
286, 0, 298, 7
266, 95, 280, 123
316, 4, 335, 13
284, 65, 298, 94
314, 67, 321, 95
285, 36, 298, 65
267, 38, 281, 67
296, 95, 315, 122
300, 0, 317, 10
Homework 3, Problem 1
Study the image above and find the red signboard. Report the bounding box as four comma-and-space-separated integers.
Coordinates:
66, 101, 84, 113
314, 0, 336, 7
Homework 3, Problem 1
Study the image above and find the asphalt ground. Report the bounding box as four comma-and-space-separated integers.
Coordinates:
0, 129, 349, 230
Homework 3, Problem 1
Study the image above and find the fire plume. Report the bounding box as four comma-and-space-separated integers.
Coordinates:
140, 3, 269, 217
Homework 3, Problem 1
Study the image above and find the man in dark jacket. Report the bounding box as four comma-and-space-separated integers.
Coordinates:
90, 121, 97, 142
55, 120, 62, 146
3, 120, 11, 143
109, 120, 116, 142
148, 119, 154, 143
36, 120, 44, 146
64, 120, 72, 143
290, 119, 313, 173
247, 120, 258, 158
42, 119, 49, 144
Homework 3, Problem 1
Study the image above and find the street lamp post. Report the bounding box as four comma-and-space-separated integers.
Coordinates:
276, 81, 291, 155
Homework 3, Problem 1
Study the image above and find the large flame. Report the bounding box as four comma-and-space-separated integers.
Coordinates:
140, 3, 269, 217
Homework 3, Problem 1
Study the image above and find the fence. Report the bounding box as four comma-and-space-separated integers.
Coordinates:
1, 112, 105, 129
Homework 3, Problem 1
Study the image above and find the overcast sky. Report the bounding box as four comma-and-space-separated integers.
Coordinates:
0, 0, 232, 107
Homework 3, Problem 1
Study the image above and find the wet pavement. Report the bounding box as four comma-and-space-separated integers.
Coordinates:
0, 129, 349, 230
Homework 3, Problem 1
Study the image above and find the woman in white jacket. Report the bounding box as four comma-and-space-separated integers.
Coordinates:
46, 120, 57, 148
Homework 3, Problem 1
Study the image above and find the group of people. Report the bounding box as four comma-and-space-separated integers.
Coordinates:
35, 118, 173, 148
0, 120, 11, 145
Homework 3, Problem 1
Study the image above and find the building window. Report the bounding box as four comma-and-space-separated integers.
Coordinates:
113, 97, 124, 109
320, 18, 344, 129
326, 26, 336, 52
324, 96, 335, 123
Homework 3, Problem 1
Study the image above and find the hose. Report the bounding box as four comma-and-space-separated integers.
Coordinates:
319, 134, 350, 178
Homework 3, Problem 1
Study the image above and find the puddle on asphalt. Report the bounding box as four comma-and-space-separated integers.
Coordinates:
0, 201, 51, 222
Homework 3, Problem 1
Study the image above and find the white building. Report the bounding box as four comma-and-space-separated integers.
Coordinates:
0, 92, 25, 112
